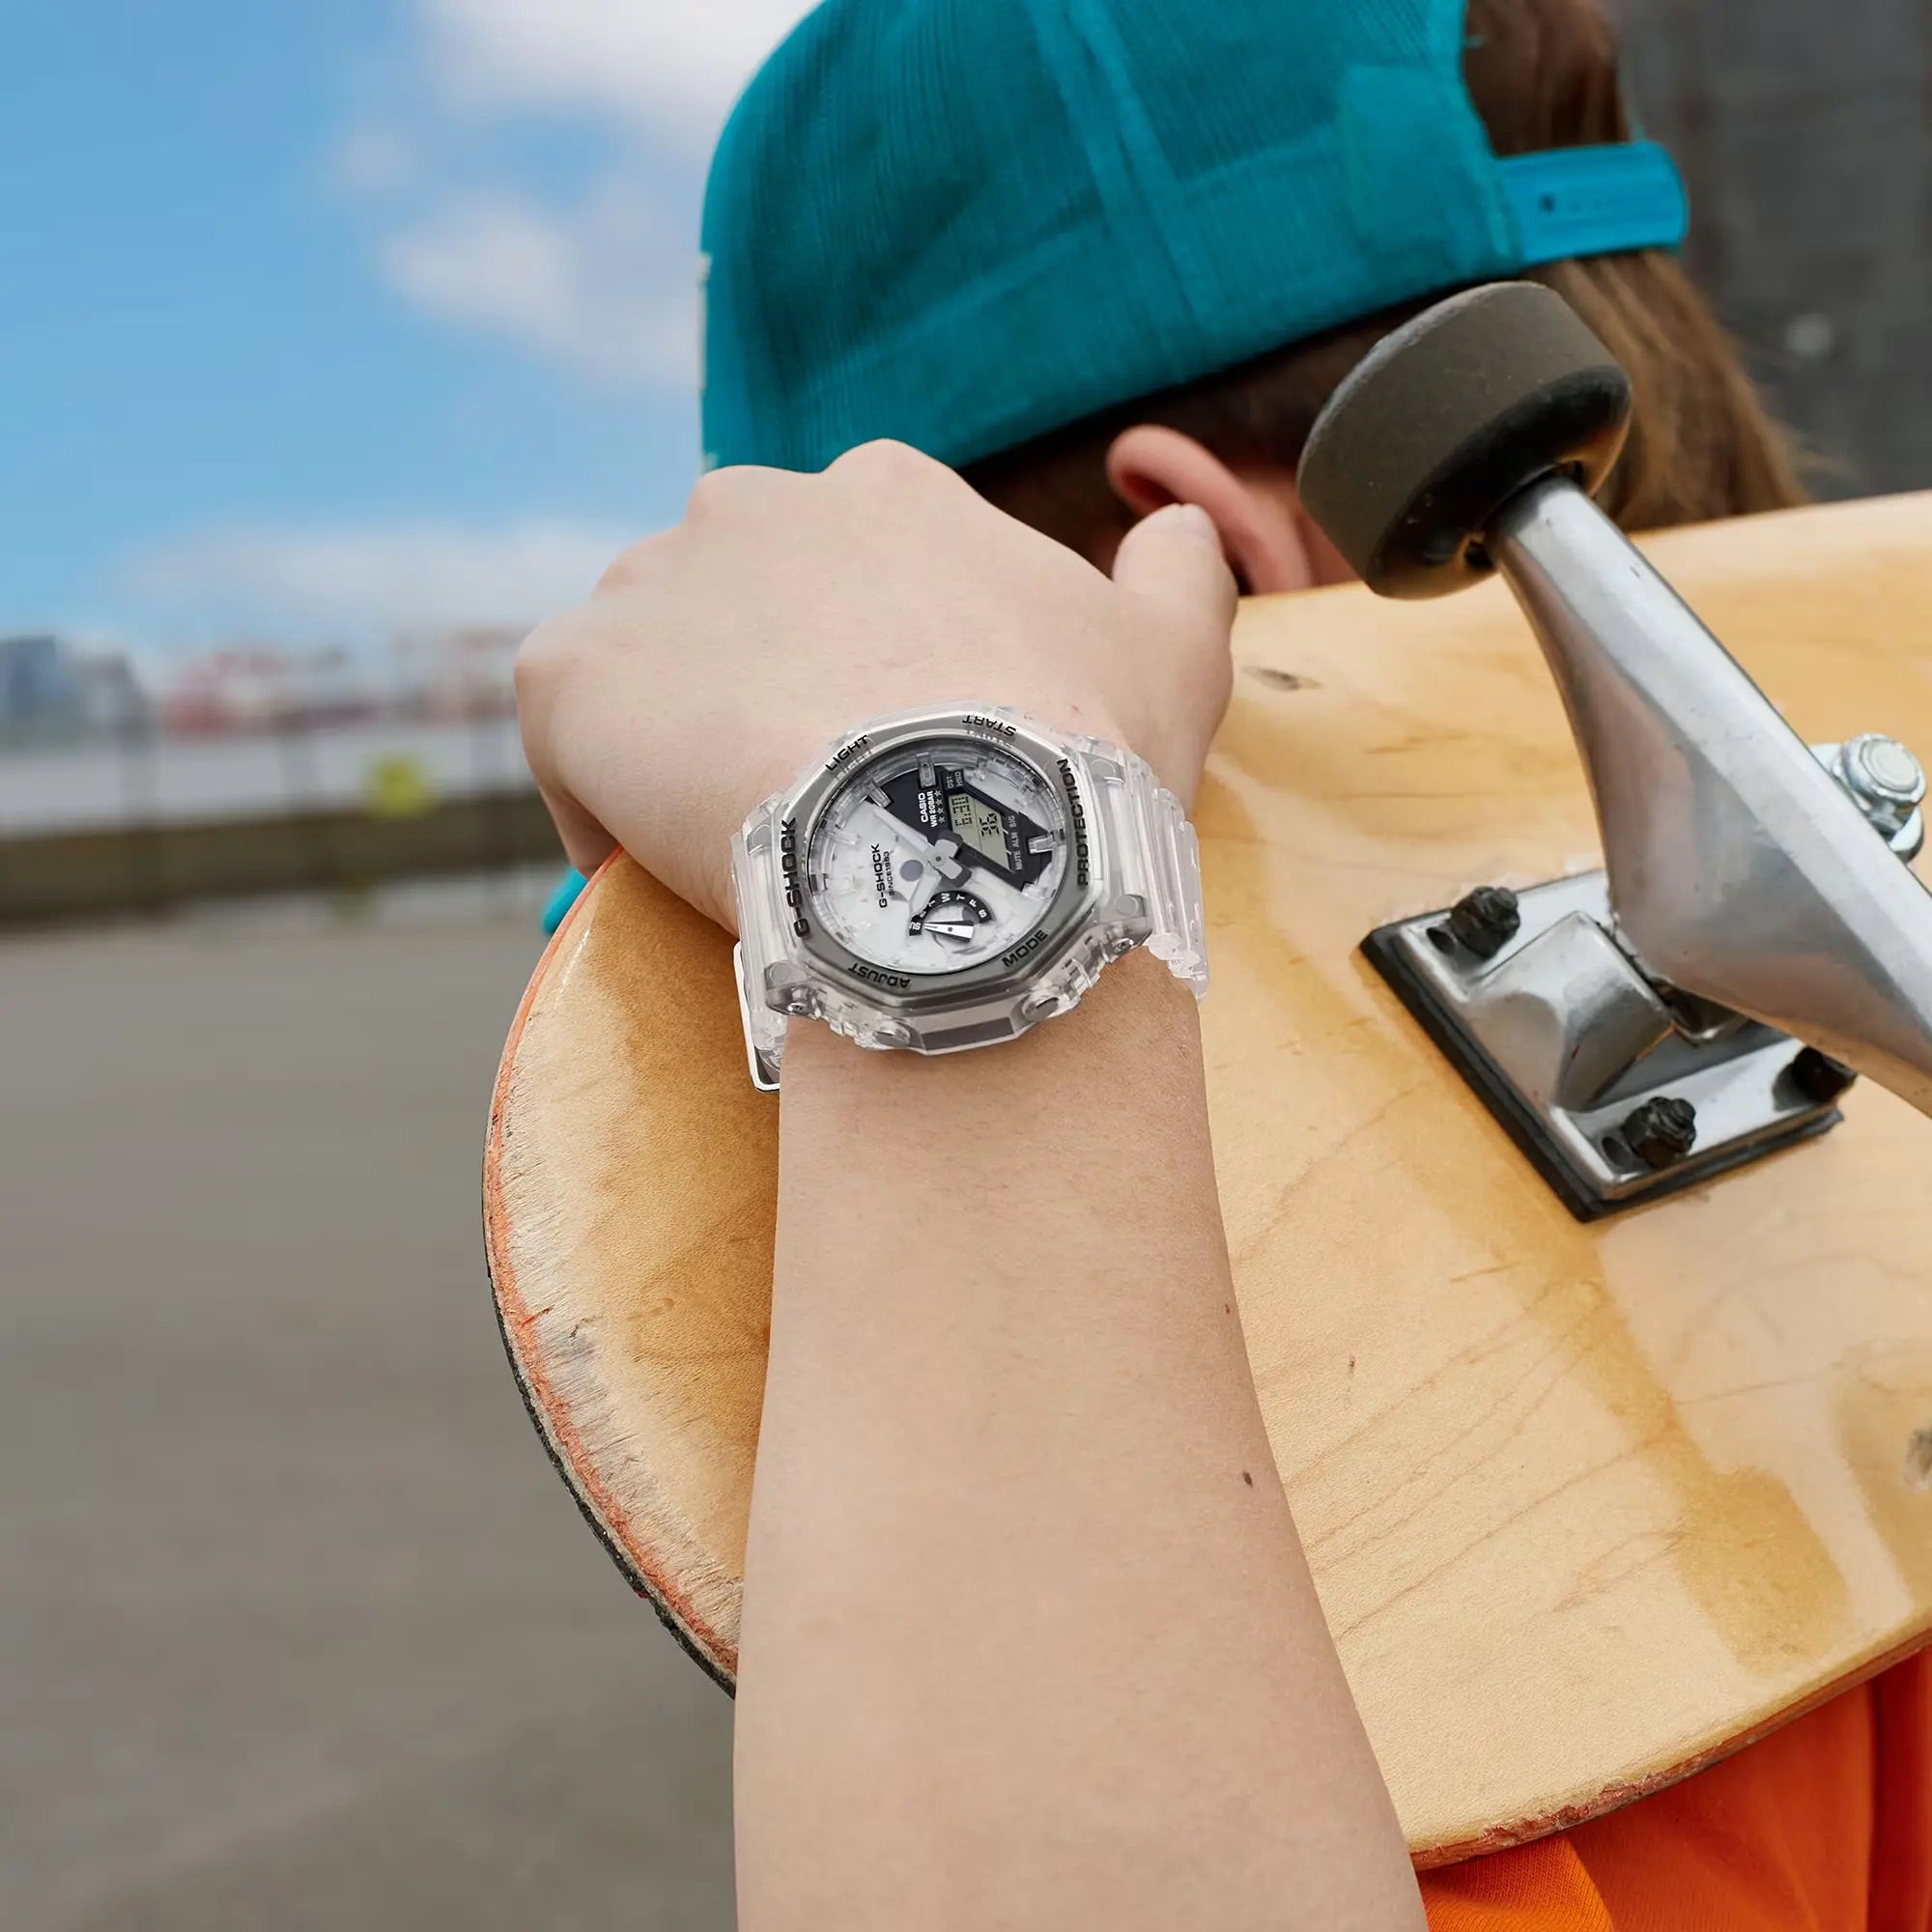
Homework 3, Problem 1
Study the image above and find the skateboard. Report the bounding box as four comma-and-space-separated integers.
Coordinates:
485, 291, 1932, 1865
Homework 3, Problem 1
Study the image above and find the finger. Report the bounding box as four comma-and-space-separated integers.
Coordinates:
1110, 503, 1239, 647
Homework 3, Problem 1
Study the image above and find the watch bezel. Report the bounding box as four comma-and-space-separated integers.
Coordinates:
781, 710, 1106, 1011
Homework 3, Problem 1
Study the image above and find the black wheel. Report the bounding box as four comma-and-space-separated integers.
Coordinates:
1298, 282, 1634, 600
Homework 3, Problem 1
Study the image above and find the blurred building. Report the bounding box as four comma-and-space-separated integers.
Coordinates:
1, 635, 84, 738
156, 646, 394, 737
295, 647, 384, 729
148, 632, 520, 738
392, 626, 522, 724
0, 634, 149, 743
1620, 0, 1932, 497
158, 648, 298, 738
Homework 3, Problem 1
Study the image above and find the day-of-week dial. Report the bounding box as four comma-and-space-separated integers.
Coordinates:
908, 888, 994, 948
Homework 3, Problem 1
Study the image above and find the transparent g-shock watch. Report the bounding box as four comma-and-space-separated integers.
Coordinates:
730, 704, 1208, 1088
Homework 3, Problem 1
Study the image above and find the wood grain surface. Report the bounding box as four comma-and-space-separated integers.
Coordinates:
485, 491, 1932, 1865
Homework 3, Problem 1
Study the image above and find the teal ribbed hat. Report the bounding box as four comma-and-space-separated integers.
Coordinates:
700, 0, 1687, 475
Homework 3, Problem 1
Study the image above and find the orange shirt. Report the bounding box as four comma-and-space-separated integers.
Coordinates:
1419, 1657, 1932, 1932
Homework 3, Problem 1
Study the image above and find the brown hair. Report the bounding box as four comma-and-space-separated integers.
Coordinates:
964, 0, 1806, 555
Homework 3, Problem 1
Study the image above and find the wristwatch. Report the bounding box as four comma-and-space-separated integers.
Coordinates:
730, 704, 1208, 1089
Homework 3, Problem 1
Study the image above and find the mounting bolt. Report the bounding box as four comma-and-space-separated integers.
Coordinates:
1818, 735, 1927, 861
1786, 1045, 1859, 1106
1620, 1096, 1698, 1171
1445, 886, 1521, 961
1842, 733, 1926, 815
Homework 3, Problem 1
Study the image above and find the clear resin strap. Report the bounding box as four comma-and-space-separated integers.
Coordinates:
1074, 739, 1209, 999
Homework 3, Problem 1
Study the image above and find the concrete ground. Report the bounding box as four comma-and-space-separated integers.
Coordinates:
1, 891, 737, 1929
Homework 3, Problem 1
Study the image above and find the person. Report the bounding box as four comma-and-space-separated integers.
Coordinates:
521, 0, 1932, 1925
698, 0, 1805, 575
524, 457, 1423, 1928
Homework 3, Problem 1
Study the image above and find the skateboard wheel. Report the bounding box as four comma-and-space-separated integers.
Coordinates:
1299, 283, 1634, 600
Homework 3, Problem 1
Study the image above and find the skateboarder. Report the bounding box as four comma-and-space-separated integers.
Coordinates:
523, 0, 1932, 1923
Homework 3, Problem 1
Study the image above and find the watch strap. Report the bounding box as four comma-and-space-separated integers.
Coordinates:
1080, 738, 1209, 998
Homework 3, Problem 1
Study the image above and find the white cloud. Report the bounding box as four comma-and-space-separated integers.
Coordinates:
383, 185, 698, 386
329, 125, 419, 197
340, 1, 819, 391
122, 520, 633, 647
424, 0, 820, 156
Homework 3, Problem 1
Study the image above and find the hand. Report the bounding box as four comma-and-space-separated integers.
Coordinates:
516, 440, 1237, 932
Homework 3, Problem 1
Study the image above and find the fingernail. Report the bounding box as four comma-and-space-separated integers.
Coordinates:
1163, 502, 1218, 543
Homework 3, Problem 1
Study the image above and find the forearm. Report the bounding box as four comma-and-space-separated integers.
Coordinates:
734, 952, 1422, 1929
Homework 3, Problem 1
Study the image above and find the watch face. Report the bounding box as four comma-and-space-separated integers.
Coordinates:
806, 736, 1070, 976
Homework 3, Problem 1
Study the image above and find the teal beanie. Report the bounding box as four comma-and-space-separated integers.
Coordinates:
700, 0, 1687, 475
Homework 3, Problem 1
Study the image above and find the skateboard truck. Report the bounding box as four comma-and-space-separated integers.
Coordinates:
1301, 283, 1932, 1218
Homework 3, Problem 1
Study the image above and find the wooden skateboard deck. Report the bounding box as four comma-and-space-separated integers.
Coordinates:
485, 491, 1932, 1867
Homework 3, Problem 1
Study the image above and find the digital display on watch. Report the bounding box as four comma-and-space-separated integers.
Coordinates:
947, 788, 1011, 868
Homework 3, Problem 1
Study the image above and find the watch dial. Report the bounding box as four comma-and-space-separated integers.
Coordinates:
806, 738, 1070, 975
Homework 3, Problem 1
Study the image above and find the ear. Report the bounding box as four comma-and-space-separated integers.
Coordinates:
1106, 424, 1335, 595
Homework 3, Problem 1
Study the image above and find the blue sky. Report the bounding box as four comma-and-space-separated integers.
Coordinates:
1, 0, 812, 654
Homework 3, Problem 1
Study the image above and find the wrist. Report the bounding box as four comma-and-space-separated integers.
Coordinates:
781, 944, 1199, 1093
